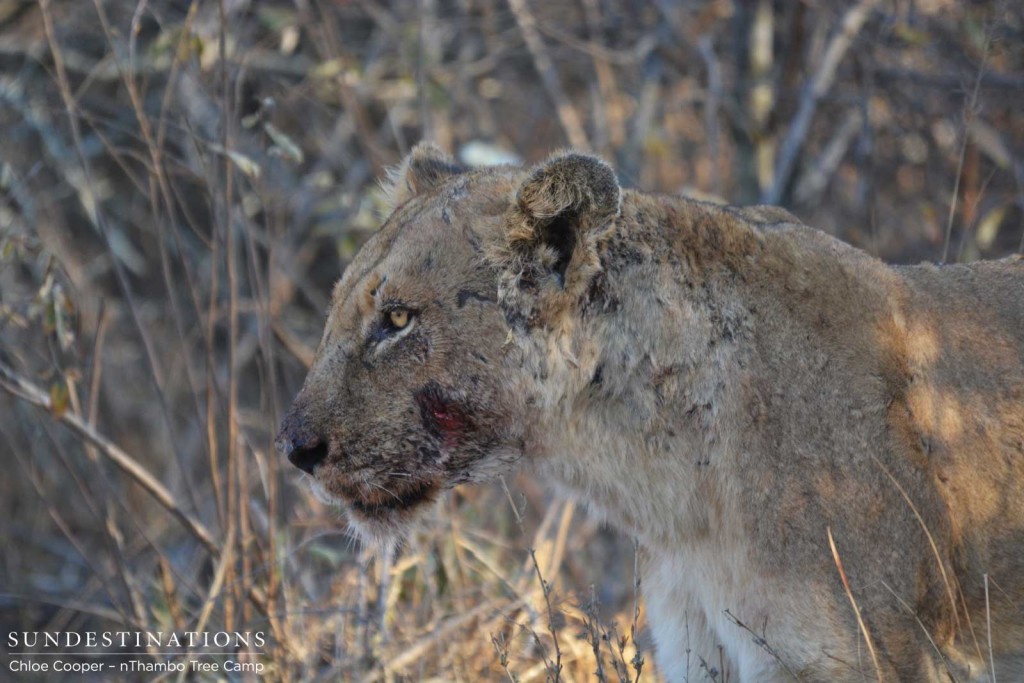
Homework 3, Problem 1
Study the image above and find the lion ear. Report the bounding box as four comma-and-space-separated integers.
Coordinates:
383, 142, 466, 208
506, 151, 621, 286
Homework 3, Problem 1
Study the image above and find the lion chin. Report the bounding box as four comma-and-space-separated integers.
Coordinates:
306, 476, 440, 548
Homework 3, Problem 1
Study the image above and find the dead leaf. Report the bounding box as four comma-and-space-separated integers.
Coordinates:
49, 381, 69, 418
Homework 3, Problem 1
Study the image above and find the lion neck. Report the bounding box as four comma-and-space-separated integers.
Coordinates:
520, 203, 758, 545
519, 190, 891, 548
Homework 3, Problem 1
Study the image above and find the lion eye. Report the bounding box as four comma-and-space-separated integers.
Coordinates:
388, 308, 410, 330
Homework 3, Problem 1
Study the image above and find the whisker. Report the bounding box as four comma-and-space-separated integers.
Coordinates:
369, 481, 402, 502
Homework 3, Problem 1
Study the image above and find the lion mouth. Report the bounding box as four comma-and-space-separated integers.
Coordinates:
337, 477, 440, 518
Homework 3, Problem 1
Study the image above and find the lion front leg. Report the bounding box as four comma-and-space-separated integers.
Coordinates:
646, 599, 736, 682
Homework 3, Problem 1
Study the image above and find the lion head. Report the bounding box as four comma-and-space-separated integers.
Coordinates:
275, 143, 621, 542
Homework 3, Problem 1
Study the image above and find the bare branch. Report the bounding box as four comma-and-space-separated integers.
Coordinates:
0, 360, 273, 618
763, 0, 879, 205
697, 35, 722, 197
506, 0, 590, 151
942, 46, 987, 264
793, 109, 862, 206
0, 361, 218, 555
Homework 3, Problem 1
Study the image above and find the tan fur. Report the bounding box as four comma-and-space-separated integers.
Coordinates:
277, 143, 1024, 682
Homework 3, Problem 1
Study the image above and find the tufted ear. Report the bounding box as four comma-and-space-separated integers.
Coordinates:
383, 142, 466, 208
506, 152, 621, 286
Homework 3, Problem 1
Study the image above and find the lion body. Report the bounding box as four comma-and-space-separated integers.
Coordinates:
278, 146, 1024, 681
536, 194, 1024, 680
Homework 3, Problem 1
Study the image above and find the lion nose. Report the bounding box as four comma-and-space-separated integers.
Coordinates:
276, 397, 331, 473
281, 435, 328, 474
275, 413, 328, 474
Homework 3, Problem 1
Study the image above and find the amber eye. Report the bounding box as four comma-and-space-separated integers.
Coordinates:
388, 308, 410, 330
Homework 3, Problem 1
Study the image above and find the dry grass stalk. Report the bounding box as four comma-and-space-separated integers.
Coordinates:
827, 526, 884, 682
870, 454, 975, 652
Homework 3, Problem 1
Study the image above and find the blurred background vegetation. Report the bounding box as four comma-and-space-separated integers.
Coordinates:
0, 0, 1021, 680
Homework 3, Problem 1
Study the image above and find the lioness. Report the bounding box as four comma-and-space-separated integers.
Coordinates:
276, 143, 1024, 681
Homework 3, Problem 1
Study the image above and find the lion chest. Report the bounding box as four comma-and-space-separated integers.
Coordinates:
642, 541, 787, 681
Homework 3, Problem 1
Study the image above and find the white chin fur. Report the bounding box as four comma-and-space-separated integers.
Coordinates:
346, 516, 404, 554
307, 477, 342, 506
304, 476, 406, 551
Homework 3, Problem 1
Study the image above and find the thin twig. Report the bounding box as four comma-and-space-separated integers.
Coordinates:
536, 20, 655, 66
491, 631, 519, 683
723, 609, 799, 681
500, 477, 564, 682
528, 547, 564, 682
876, 581, 958, 682
630, 539, 644, 682
582, 585, 607, 682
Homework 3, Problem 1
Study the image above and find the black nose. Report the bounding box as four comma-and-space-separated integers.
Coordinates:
277, 434, 329, 474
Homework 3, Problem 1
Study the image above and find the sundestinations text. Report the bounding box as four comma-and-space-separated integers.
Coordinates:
8, 631, 265, 649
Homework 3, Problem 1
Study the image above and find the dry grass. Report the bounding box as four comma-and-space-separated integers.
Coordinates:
1, 1, 1022, 680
